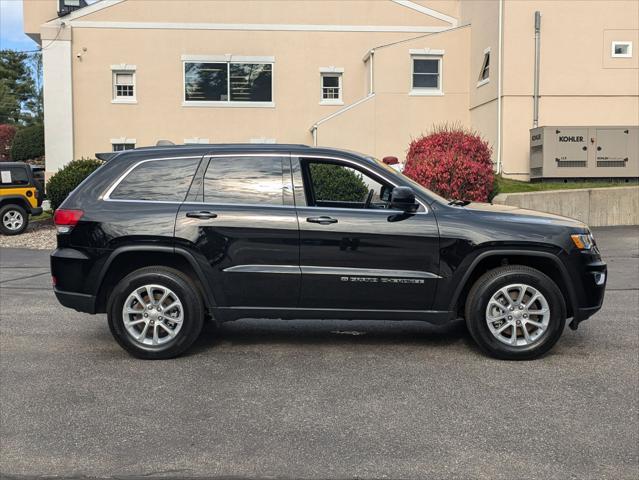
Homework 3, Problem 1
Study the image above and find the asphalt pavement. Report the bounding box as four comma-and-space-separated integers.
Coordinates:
1, 226, 638, 479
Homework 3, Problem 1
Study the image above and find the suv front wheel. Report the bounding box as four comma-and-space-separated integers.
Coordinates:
107, 266, 204, 359
465, 265, 566, 360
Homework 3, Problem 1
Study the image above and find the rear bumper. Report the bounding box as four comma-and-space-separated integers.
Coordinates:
54, 288, 96, 314
51, 248, 98, 314
30, 206, 43, 216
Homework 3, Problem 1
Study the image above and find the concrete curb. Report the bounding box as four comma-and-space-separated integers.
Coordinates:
493, 186, 639, 227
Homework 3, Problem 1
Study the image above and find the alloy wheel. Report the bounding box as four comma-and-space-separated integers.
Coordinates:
485, 283, 550, 347
2, 210, 24, 231
122, 284, 184, 346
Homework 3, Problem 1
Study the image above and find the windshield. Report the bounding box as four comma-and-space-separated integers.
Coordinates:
371, 157, 449, 204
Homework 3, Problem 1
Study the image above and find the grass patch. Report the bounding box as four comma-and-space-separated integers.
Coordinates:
495, 176, 635, 194
31, 210, 53, 222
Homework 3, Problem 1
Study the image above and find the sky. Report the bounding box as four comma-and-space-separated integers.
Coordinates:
0, 0, 38, 51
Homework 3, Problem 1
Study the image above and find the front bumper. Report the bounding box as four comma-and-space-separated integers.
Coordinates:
569, 257, 607, 328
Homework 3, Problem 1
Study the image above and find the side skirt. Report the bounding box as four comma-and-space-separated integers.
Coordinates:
214, 307, 452, 324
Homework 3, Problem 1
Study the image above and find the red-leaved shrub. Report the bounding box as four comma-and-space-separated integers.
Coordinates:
403, 125, 494, 202
0, 124, 16, 161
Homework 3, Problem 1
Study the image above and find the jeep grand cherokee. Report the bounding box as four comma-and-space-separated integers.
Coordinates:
50, 145, 607, 359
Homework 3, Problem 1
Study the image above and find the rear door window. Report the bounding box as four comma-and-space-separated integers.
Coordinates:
0, 167, 29, 187
204, 156, 285, 205
109, 157, 200, 202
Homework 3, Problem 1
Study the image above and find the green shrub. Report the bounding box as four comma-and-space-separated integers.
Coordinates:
10, 124, 44, 161
46, 158, 103, 210
309, 163, 369, 202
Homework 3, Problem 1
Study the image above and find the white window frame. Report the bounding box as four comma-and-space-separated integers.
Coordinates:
182, 54, 275, 108
319, 67, 344, 105
409, 49, 444, 96
249, 137, 277, 144
611, 41, 633, 58
110, 137, 136, 151
477, 47, 490, 87
184, 137, 210, 144
110, 65, 137, 104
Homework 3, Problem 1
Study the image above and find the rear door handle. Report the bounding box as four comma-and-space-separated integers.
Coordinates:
186, 211, 218, 219
307, 216, 338, 225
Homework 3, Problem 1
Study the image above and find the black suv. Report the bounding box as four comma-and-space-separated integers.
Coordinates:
50, 145, 606, 360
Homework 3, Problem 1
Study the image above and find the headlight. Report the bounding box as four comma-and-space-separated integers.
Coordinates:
571, 233, 595, 250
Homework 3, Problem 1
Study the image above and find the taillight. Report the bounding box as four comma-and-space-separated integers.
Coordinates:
53, 209, 84, 233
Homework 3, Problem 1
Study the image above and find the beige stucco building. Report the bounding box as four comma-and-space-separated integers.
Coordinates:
23, 0, 639, 180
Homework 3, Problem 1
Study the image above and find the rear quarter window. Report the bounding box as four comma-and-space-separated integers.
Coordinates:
109, 157, 200, 202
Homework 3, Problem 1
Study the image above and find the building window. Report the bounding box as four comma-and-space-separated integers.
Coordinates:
319, 69, 343, 105
112, 142, 135, 151
477, 48, 490, 86
410, 55, 442, 95
183, 57, 273, 106
112, 69, 136, 103
611, 41, 632, 58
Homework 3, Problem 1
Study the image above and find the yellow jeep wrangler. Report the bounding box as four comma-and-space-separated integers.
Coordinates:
0, 162, 44, 235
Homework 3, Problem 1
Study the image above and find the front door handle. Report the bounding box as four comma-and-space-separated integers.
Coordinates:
186, 211, 218, 220
307, 216, 338, 225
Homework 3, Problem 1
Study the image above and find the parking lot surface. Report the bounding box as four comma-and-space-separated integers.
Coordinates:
1, 226, 638, 480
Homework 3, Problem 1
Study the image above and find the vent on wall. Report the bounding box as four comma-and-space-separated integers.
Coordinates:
556, 159, 587, 168
597, 159, 628, 168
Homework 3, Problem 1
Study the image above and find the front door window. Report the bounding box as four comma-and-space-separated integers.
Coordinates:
303, 160, 392, 209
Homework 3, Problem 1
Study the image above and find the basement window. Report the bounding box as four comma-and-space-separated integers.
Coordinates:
611, 41, 632, 58
111, 141, 135, 152
477, 48, 490, 86
410, 55, 442, 95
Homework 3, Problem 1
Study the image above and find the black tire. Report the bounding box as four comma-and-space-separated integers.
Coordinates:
107, 266, 204, 359
0, 204, 28, 236
465, 265, 566, 360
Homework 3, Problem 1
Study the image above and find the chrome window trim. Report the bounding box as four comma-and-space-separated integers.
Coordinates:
102, 151, 429, 214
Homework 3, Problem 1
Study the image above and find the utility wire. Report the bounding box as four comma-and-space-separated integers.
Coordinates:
2, 22, 64, 54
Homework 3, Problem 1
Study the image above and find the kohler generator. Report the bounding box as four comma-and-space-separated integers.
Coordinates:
530, 126, 639, 181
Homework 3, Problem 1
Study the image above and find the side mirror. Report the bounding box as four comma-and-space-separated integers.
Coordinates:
390, 186, 418, 212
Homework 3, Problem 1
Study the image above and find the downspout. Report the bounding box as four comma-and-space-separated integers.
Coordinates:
533, 11, 541, 128
496, 0, 504, 174
369, 49, 375, 95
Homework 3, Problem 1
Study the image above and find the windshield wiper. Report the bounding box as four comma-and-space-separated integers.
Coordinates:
448, 199, 471, 206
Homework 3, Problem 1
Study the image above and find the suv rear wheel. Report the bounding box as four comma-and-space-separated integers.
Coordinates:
0, 204, 28, 235
465, 265, 566, 360
107, 266, 204, 359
